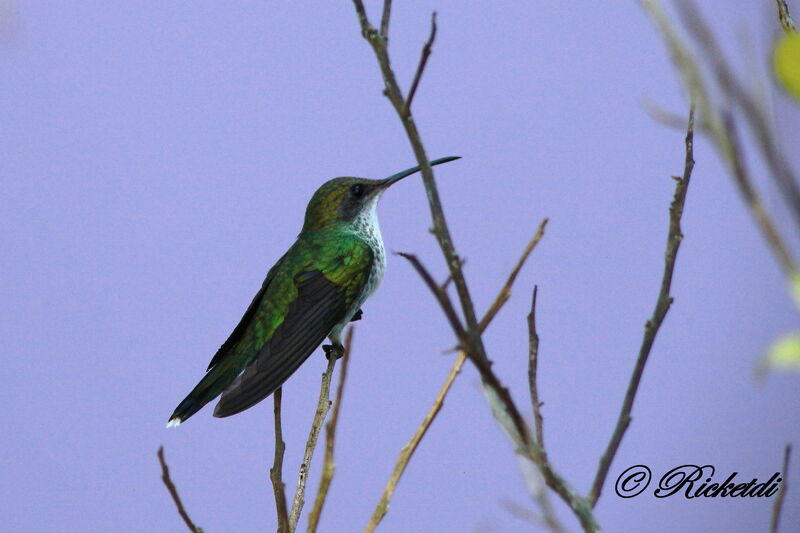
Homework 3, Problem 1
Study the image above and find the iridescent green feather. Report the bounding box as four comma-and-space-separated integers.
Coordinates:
167, 229, 373, 423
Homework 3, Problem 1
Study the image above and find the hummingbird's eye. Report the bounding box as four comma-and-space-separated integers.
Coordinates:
350, 184, 364, 198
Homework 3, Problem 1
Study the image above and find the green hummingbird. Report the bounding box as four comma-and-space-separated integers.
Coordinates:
167, 156, 460, 427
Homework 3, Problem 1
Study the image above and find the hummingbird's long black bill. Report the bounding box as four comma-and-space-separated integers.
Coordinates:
379, 156, 461, 187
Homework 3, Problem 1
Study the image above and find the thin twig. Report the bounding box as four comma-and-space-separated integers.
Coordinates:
776, 0, 796, 33
157, 446, 203, 533
406, 12, 437, 111
307, 328, 354, 533
524, 286, 569, 533
379, 0, 392, 39
524, 284, 590, 529
288, 354, 338, 531
479, 219, 548, 332
770, 444, 792, 533
270, 388, 289, 533
528, 286, 544, 448
364, 352, 466, 533
589, 107, 696, 507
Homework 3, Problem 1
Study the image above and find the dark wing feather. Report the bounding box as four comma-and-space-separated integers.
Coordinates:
205, 256, 285, 371
212, 263, 370, 418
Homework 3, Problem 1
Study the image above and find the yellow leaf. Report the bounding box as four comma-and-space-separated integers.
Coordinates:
764, 333, 800, 373
774, 33, 800, 101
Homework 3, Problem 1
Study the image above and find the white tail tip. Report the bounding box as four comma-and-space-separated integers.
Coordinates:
166, 417, 182, 428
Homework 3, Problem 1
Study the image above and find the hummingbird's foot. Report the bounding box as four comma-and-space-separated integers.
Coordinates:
350, 308, 363, 322
323, 343, 344, 360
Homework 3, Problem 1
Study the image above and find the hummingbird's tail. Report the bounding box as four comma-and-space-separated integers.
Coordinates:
166, 359, 241, 427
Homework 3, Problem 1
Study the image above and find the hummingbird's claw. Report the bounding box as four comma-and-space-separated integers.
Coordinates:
350, 308, 363, 322
323, 343, 344, 360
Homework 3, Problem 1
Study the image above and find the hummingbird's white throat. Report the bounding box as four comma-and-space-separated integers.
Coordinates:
351, 190, 386, 298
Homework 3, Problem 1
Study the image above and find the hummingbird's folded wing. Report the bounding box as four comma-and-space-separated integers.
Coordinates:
213, 240, 373, 418
205, 256, 286, 372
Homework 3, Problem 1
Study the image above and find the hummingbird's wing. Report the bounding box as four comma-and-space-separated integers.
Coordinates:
205, 256, 286, 372
212, 235, 374, 418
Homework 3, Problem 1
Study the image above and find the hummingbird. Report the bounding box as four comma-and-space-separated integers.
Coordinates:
167, 156, 460, 427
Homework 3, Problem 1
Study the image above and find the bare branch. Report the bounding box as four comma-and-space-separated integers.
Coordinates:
364, 352, 466, 533
527, 286, 544, 448
589, 107, 695, 507
288, 354, 338, 531
270, 388, 290, 533
406, 12, 437, 111
307, 328, 354, 533
480, 219, 548, 331
776, 0, 796, 33
380, 0, 392, 38
525, 286, 576, 533
157, 447, 203, 533
770, 444, 792, 533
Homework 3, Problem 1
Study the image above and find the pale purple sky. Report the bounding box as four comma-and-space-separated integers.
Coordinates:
2, 1, 798, 532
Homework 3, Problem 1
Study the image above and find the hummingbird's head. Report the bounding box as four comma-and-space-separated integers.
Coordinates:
300, 156, 461, 233
300, 177, 387, 233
